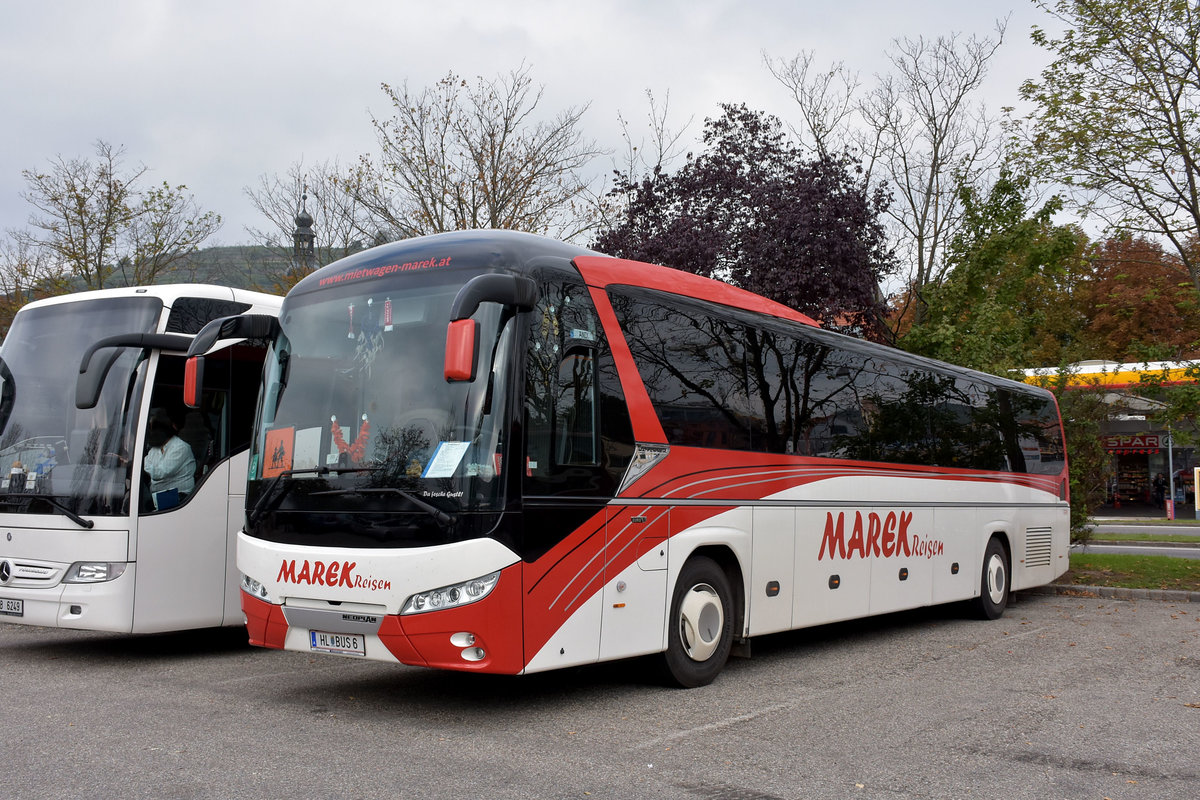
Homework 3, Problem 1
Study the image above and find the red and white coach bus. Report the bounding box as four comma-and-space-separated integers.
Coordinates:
0, 284, 280, 633
195, 230, 1069, 686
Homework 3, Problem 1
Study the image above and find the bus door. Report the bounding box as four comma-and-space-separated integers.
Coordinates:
521, 275, 640, 665
131, 343, 267, 632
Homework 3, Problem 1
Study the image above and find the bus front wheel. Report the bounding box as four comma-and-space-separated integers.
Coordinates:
662, 556, 734, 688
974, 536, 1010, 620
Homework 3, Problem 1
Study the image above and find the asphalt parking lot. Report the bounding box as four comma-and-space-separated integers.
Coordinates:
0, 591, 1197, 800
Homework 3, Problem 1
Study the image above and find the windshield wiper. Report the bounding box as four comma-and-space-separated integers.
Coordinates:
246, 466, 330, 527
0, 492, 94, 529
309, 485, 455, 526
246, 465, 384, 526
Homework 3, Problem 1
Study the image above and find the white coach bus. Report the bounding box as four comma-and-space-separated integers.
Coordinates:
0, 284, 280, 633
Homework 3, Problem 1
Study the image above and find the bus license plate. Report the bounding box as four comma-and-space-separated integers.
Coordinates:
0, 598, 23, 617
309, 630, 365, 657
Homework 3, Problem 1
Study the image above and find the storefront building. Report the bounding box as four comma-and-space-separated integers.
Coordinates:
1024, 361, 1197, 513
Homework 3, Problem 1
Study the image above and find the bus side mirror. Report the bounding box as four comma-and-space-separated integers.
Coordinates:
443, 273, 537, 383
444, 319, 479, 382
184, 356, 204, 408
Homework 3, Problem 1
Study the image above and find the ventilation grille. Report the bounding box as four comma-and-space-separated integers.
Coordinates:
1025, 527, 1053, 568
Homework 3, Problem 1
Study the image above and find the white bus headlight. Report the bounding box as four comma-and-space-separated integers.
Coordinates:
241, 573, 274, 603
401, 571, 500, 615
63, 562, 127, 583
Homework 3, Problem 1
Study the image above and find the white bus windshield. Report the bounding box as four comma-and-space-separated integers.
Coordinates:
0, 297, 161, 518
247, 272, 514, 547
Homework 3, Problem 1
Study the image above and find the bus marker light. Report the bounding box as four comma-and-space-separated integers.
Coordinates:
951, 562, 960, 575
899, 568, 909, 581
828, 575, 840, 590
765, 581, 780, 597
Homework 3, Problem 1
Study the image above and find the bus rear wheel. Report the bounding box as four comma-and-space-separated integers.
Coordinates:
974, 536, 1009, 620
662, 556, 734, 688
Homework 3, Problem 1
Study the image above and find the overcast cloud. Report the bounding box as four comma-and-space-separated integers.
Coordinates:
0, 0, 1053, 245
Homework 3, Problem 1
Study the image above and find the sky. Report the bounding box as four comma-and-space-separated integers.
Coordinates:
0, 0, 1058, 247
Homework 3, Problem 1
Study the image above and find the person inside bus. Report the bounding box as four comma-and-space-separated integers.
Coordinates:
143, 408, 196, 510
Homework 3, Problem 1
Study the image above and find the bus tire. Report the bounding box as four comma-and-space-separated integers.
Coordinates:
974, 536, 1009, 620
662, 556, 734, 688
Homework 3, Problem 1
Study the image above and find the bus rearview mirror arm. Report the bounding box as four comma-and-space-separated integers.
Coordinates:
444, 274, 537, 383
183, 313, 281, 408
75, 333, 194, 410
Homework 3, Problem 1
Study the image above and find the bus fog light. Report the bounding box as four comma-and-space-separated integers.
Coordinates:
461, 647, 485, 662
401, 571, 501, 615
450, 632, 476, 647
63, 562, 127, 583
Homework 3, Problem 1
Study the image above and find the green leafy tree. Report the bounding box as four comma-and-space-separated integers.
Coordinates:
1050, 377, 1111, 541
900, 167, 1090, 372
15, 140, 221, 289
1021, 0, 1200, 292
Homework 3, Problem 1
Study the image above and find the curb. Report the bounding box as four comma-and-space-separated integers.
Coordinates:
1027, 584, 1200, 603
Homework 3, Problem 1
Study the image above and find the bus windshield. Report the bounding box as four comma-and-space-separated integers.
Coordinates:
247, 270, 514, 547
0, 297, 162, 518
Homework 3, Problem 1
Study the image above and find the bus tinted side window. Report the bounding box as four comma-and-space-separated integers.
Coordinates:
610, 292, 756, 451
1002, 388, 1067, 475
609, 286, 1060, 476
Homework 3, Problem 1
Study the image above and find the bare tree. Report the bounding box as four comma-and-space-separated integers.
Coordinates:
0, 237, 69, 334
349, 65, 605, 242
16, 140, 221, 289
764, 50, 860, 160
1021, 0, 1200, 292
767, 23, 1008, 324
612, 90, 693, 186
595, 89, 693, 233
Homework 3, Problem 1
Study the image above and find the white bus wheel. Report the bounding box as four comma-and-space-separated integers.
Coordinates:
974, 537, 1010, 620
662, 556, 734, 688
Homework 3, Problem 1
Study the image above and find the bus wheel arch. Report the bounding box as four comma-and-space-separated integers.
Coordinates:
662, 547, 742, 688
974, 534, 1011, 620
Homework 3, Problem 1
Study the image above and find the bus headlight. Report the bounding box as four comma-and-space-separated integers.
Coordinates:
400, 571, 500, 615
241, 573, 274, 603
62, 562, 127, 583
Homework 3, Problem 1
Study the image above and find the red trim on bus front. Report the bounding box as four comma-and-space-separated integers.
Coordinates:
573, 255, 819, 327
376, 616, 426, 666
397, 562, 525, 674
521, 501, 735, 659
242, 591, 288, 649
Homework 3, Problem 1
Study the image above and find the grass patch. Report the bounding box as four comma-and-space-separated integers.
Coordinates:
1061, 553, 1200, 592
1089, 532, 1200, 543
